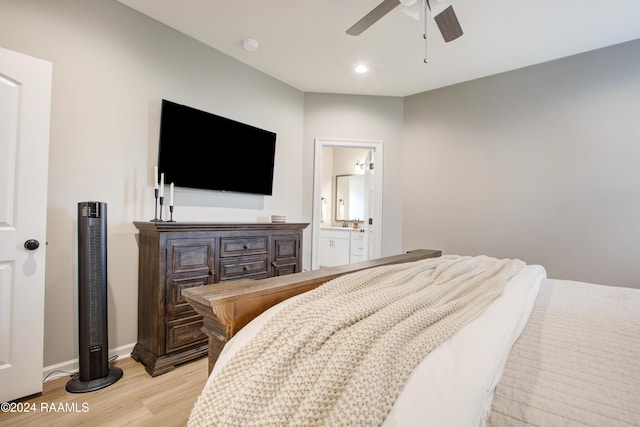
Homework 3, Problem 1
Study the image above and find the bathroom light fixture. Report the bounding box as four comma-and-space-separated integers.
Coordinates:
354, 160, 365, 174
355, 64, 368, 73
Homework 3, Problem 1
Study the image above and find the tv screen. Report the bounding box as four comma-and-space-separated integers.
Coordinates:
157, 99, 277, 195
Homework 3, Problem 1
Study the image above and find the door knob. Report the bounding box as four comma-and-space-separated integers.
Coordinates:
24, 239, 40, 251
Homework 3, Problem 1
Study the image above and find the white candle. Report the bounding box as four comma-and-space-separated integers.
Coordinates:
159, 173, 164, 198
169, 182, 174, 206
154, 166, 158, 189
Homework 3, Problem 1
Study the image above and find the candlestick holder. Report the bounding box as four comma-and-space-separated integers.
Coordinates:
168, 205, 176, 222
150, 188, 161, 222
158, 196, 165, 221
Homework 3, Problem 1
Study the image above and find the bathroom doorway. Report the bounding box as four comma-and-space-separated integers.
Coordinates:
311, 138, 383, 270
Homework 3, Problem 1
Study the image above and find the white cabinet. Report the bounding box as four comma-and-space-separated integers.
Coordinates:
319, 229, 351, 267
349, 230, 367, 263
319, 228, 369, 267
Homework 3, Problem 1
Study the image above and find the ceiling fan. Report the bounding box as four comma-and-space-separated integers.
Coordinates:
346, 0, 463, 43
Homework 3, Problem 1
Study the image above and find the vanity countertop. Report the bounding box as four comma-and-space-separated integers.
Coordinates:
321, 226, 367, 232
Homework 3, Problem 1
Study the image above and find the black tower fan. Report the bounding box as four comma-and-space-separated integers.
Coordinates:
66, 202, 123, 393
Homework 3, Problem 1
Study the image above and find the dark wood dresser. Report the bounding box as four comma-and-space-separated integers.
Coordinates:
131, 221, 308, 376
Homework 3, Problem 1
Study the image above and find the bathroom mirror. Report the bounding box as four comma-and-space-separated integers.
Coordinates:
335, 174, 365, 221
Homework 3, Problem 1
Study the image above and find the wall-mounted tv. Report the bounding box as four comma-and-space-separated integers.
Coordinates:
157, 99, 277, 196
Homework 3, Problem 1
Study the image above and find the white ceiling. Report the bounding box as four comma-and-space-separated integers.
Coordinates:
116, 0, 640, 97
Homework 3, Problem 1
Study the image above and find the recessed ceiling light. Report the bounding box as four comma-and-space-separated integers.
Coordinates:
355, 64, 369, 74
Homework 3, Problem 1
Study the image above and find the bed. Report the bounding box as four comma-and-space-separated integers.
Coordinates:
182, 250, 640, 426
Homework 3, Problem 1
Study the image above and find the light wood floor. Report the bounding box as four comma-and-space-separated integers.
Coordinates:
0, 357, 209, 427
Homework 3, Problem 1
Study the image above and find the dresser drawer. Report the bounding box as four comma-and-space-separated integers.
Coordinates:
218, 255, 269, 281
219, 236, 268, 257
166, 274, 211, 313
165, 315, 207, 353
167, 238, 214, 274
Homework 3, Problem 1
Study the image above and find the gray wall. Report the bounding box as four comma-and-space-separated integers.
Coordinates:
403, 39, 640, 287
0, 0, 304, 366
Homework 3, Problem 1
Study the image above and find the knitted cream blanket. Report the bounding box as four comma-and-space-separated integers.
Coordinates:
189, 255, 525, 427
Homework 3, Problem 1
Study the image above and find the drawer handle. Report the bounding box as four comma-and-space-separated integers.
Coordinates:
243, 244, 249, 249
243, 265, 249, 271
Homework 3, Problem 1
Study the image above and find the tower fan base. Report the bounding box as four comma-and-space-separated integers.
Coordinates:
65, 366, 123, 393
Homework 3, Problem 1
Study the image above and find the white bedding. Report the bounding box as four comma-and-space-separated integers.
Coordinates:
205, 262, 546, 426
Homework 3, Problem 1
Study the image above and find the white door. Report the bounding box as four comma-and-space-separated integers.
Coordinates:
0, 47, 52, 402
363, 149, 374, 261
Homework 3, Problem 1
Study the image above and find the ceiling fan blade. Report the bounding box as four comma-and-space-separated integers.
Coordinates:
433, 5, 463, 42
346, 0, 401, 36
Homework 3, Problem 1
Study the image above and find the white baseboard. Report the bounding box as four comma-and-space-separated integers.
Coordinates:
42, 342, 136, 382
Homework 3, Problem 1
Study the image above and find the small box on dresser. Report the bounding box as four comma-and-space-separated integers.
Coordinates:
131, 221, 308, 376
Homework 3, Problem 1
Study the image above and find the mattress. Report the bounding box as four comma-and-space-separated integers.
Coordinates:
487, 279, 640, 426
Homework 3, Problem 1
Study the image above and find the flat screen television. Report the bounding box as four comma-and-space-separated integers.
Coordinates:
157, 99, 277, 196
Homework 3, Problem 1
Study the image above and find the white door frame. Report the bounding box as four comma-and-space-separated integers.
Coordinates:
311, 138, 383, 270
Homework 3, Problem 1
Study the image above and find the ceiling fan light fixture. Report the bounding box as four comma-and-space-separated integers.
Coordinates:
401, 0, 422, 20
347, 0, 462, 42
